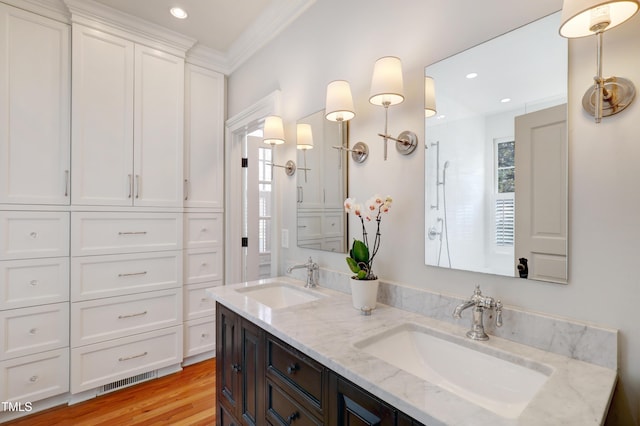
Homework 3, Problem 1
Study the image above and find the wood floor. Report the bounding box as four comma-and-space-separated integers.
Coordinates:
4, 358, 216, 426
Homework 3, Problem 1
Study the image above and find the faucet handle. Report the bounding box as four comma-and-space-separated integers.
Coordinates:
495, 300, 503, 327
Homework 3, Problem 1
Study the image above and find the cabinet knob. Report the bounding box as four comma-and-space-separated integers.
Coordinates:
201, 333, 209, 339
29, 375, 39, 383
231, 363, 241, 373
200, 227, 208, 232
29, 328, 37, 335
286, 411, 300, 424
29, 231, 38, 239
29, 279, 38, 286
286, 363, 299, 374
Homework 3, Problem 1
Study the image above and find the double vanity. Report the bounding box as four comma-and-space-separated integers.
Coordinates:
207, 277, 616, 425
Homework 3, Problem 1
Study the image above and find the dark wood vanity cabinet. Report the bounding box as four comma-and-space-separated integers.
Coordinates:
216, 302, 425, 426
217, 303, 265, 425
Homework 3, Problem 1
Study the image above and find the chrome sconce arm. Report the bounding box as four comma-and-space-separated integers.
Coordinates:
332, 141, 369, 163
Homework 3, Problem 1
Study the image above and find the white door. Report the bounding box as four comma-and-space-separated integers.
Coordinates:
71, 25, 134, 206
184, 64, 224, 209
243, 135, 275, 281
515, 104, 567, 283
0, 5, 70, 205
133, 45, 184, 207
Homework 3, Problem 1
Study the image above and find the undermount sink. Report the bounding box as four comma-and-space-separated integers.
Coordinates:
354, 323, 552, 419
235, 282, 324, 309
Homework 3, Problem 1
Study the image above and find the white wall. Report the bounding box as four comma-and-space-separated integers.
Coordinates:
227, 0, 640, 422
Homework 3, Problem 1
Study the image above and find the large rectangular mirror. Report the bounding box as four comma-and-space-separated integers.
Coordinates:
296, 110, 348, 253
425, 12, 569, 283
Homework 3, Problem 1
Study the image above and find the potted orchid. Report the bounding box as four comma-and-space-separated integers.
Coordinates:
344, 194, 392, 309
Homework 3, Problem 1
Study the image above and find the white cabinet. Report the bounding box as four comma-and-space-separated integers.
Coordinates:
184, 64, 224, 209
71, 24, 184, 207
0, 4, 70, 205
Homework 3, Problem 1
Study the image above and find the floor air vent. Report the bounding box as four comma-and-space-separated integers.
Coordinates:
99, 370, 157, 395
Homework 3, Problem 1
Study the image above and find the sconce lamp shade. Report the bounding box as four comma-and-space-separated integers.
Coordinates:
559, 0, 639, 37
263, 115, 285, 145
325, 80, 355, 122
424, 76, 437, 117
369, 56, 405, 106
296, 123, 314, 150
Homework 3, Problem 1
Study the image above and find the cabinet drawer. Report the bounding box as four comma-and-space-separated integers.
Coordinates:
70, 325, 182, 393
71, 289, 181, 347
71, 212, 182, 256
184, 248, 222, 285
71, 251, 182, 301
0, 211, 69, 260
322, 212, 344, 238
0, 257, 69, 310
184, 213, 222, 249
297, 214, 322, 240
266, 336, 325, 412
185, 281, 219, 320
184, 316, 215, 358
0, 348, 69, 403
0, 303, 69, 360
266, 379, 323, 426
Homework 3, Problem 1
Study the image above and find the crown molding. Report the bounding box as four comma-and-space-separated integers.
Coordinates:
1, 0, 70, 22
64, 0, 196, 57
186, 44, 230, 75
226, 0, 316, 74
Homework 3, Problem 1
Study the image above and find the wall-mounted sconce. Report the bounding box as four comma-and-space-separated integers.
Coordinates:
424, 76, 437, 118
559, 0, 638, 123
296, 123, 313, 182
369, 56, 418, 160
325, 80, 369, 163
263, 115, 296, 176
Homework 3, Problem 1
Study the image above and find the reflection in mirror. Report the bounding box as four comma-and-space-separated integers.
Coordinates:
296, 110, 348, 253
424, 12, 568, 283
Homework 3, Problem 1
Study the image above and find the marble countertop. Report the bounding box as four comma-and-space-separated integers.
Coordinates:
207, 277, 617, 426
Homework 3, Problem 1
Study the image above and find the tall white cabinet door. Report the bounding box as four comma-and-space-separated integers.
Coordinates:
133, 45, 184, 208
184, 64, 224, 209
0, 5, 70, 205
71, 25, 134, 206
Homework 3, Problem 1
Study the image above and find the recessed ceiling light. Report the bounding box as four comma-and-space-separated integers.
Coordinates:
170, 7, 188, 19
500, 98, 511, 103
466, 72, 478, 79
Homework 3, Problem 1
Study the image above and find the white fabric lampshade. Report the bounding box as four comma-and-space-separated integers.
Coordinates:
325, 80, 355, 122
369, 56, 405, 106
424, 76, 437, 118
560, 0, 639, 37
263, 115, 285, 145
296, 123, 313, 150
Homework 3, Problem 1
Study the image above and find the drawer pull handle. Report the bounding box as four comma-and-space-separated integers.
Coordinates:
30, 279, 38, 286
118, 310, 147, 319
200, 227, 208, 232
119, 351, 148, 362
118, 271, 148, 277
29, 328, 38, 335
286, 363, 299, 374
64, 170, 69, 197
231, 363, 241, 373
286, 412, 300, 424
200, 297, 208, 302
118, 231, 148, 235
201, 262, 208, 267
297, 225, 307, 229
201, 333, 209, 338
29, 375, 39, 383
29, 232, 38, 239
128, 174, 133, 198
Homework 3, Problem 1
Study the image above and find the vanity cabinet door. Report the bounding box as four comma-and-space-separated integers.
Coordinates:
330, 374, 395, 426
216, 302, 265, 426
217, 304, 241, 417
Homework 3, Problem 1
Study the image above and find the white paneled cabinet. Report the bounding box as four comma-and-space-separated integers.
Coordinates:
184, 64, 224, 209
71, 24, 184, 208
0, 4, 70, 205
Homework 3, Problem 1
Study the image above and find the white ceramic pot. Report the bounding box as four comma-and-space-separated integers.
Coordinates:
349, 277, 379, 310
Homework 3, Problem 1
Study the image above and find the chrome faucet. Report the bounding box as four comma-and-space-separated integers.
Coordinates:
286, 257, 319, 288
453, 285, 503, 341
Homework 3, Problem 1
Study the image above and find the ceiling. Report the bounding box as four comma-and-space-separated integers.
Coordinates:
92, 0, 271, 52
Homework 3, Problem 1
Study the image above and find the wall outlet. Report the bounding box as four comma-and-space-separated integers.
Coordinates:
281, 229, 289, 248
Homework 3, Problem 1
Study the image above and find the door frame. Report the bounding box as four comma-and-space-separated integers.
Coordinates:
224, 90, 281, 284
